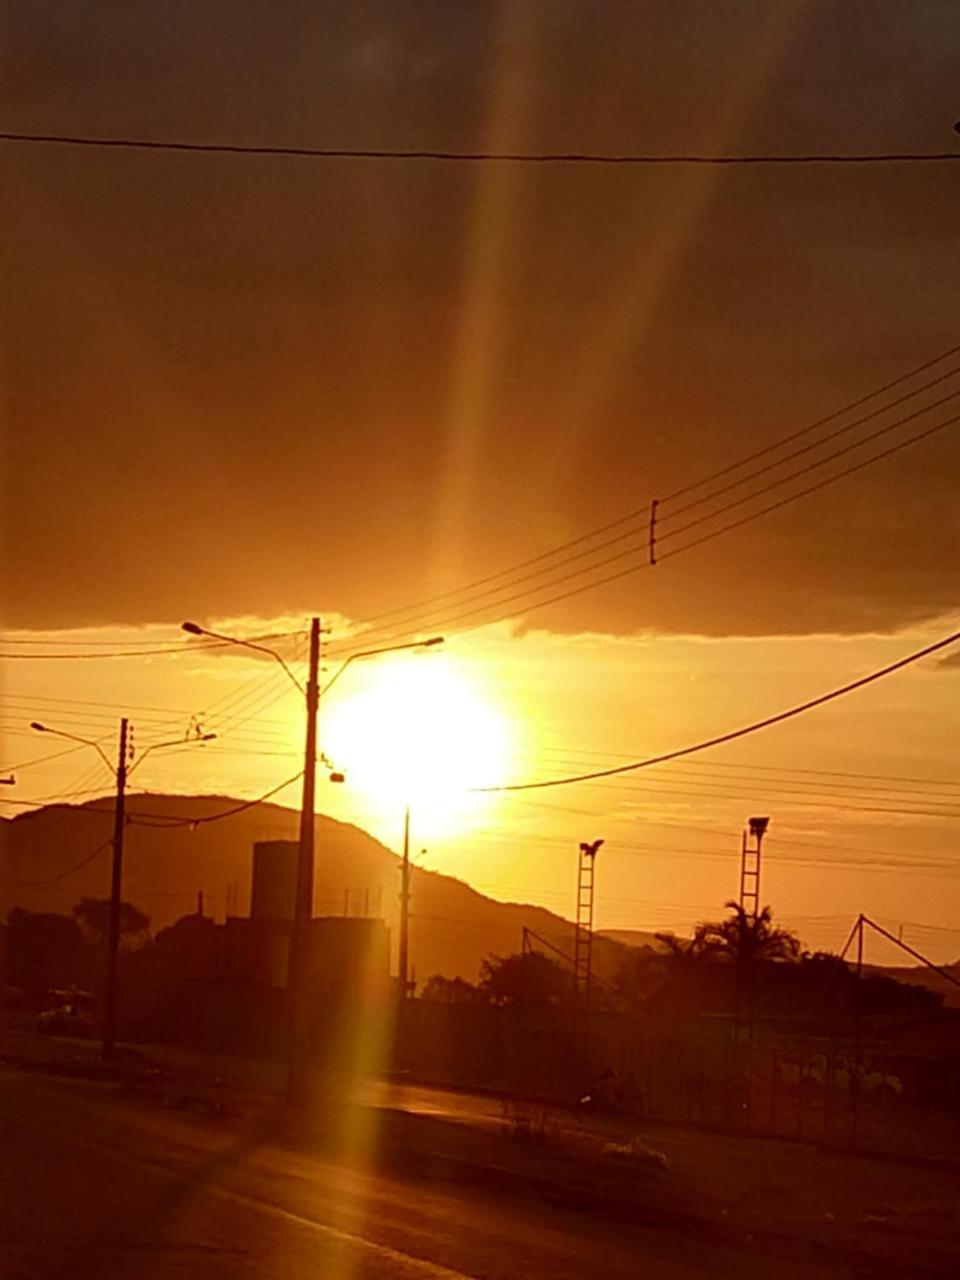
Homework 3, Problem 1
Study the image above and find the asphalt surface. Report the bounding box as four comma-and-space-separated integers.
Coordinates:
0, 1069, 852, 1280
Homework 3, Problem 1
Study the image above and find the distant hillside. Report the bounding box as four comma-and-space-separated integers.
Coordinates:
1, 793, 629, 986
598, 928, 674, 952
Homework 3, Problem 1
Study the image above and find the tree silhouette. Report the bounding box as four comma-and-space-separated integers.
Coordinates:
154, 912, 220, 978
613, 947, 663, 1005
4, 908, 89, 992
698, 901, 801, 964
72, 898, 150, 953
656, 902, 800, 968
421, 974, 483, 1004
479, 951, 574, 1007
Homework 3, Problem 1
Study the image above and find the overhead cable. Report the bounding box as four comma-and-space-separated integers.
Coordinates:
330, 345, 960, 637
3, 131, 959, 165
472, 629, 960, 791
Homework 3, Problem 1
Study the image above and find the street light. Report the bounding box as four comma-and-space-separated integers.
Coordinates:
319, 635, 444, 698
30, 718, 214, 1060
181, 617, 443, 1103
181, 621, 305, 694
30, 722, 115, 772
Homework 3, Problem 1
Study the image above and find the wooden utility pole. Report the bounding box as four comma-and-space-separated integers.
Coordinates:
398, 805, 411, 997
286, 616, 321, 1104
102, 717, 128, 1063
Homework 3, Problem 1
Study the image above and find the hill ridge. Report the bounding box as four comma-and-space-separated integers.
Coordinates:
1, 791, 627, 984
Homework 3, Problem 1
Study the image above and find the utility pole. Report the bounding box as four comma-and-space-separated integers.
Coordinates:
102, 718, 129, 1063
179, 616, 440, 1105
398, 804, 411, 997
286, 615, 321, 1104
31, 714, 212, 1063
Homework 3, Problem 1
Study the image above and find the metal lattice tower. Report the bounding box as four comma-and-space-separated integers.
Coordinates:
738, 816, 769, 923
573, 839, 604, 997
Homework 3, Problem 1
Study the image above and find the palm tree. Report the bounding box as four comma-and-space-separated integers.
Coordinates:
695, 901, 800, 964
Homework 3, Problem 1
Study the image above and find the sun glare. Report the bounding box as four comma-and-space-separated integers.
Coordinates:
320, 653, 511, 834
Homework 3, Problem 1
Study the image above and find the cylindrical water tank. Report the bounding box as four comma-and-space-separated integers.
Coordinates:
251, 840, 298, 920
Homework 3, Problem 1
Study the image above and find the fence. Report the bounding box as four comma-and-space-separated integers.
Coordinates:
397, 1001, 960, 1160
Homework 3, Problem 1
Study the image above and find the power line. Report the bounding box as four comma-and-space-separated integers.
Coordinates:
582, 813, 952, 863
0, 742, 89, 773
191, 633, 307, 727
0, 640, 232, 660
327, 345, 960, 641
3, 131, 960, 165
4, 836, 113, 886
0, 635, 191, 646
507, 761, 960, 809
0, 627, 306, 648
456, 824, 957, 871
198, 668, 291, 733
2, 785, 115, 809
564, 776, 960, 821
1, 702, 183, 732
473, 628, 960, 792
0, 690, 293, 733
528, 745, 960, 792
0, 629, 303, 660
465, 412, 956, 633
513, 747, 960, 801
661, 344, 960, 502
4, 360, 953, 675
127, 771, 303, 828
662, 372, 960, 522
659, 394, 960, 548
0, 692, 203, 721
658, 413, 957, 563
326, 409, 958, 654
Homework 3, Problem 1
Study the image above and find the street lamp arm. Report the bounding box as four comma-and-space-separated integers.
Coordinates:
127, 732, 217, 777
320, 636, 444, 698
181, 622, 305, 694
29, 722, 115, 775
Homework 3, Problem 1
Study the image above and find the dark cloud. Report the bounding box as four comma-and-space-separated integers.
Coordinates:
2, 1, 958, 636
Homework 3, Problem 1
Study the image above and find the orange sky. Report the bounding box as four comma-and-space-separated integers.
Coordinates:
2, 5, 959, 964
3, 615, 958, 963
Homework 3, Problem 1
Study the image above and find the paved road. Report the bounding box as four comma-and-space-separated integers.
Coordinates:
0, 1070, 844, 1279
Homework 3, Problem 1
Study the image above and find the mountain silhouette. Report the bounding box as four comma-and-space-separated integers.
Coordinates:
1, 793, 629, 985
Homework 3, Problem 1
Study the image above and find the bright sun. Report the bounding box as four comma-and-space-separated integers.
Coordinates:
320, 653, 511, 834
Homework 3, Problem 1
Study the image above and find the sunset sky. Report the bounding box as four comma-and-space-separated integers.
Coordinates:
2, 3, 958, 963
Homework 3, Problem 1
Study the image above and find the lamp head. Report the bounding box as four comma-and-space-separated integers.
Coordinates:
181, 621, 203, 636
